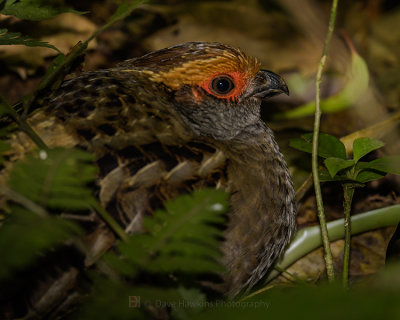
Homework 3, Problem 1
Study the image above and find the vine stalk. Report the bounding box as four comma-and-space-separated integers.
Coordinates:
312, 0, 339, 282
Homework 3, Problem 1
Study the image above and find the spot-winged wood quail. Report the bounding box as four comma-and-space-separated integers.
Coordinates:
8, 42, 297, 296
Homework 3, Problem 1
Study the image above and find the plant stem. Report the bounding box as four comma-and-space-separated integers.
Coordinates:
266, 204, 400, 283
0, 185, 48, 218
312, 0, 339, 283
92, 201, 128, 242
0, 95, 47, 150
342, 183, 355, 288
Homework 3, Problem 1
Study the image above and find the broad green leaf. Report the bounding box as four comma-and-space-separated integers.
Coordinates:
8, 148, 96, 210
356, 169, 386, 183
363, 156, 400, 175
290, 132, 346, 159
319, 170, 335, 182
324, 157, 354, 178
172, 287, 207, 318
0, 28, 61, 52
1, 0, 85, 21
0, 207, 81, 281
277, 49, 369, 119
76, 278, 204, 320
191, 280, 400, 319
353, 137, 384, 163
74, 277, 145, 319
319, 170, 350, 182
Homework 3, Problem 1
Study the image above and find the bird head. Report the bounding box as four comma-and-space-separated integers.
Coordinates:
117, 42, 288, 140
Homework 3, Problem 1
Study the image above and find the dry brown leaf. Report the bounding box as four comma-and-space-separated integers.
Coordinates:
275, 227, 395, 285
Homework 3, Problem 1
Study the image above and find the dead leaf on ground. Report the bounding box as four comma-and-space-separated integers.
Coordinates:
275, 227, 396, 285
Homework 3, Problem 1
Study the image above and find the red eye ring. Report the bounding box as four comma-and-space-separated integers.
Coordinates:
200, 71, 248, 101
210, 75, 235, 96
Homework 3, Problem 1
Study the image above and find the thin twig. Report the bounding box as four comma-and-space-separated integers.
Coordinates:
273, 265, 310, 285
91, 201, 128, 242
312, 0, 339, 283
0, 185, 48, 218
0, 94, 47, 150
342, 183, 355, 288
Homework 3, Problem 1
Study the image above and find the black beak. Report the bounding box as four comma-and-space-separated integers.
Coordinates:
242, 69, 289, 100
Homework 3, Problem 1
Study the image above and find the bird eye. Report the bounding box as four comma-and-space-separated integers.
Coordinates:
211, 76, 235, 95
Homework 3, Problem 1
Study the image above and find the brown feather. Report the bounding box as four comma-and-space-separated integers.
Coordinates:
5, 42, 296, 298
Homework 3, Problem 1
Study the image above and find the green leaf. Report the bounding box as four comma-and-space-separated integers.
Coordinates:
8, 147, 97, 210
76, 278, 204, 320
355, 161, 390, 183
191, 280, 400, 319
40, 53, 67, 86
363, 156, 400, 175
0, 28, 61, 52
0, 207, 81, 281
324, 157, 354, 178
74, 277, 146, 319
106, 189, 228, 277
105, 0, 146, 27
356, 169, 386, 183
319, 170, 335, 182
290, 132, 346, 159
166, 287, 208, 319
319, 170, 350, 182
89, 0, 147, 41
353, 137, 384, 163
1, 0, 86, 21
276, 48, 369, 119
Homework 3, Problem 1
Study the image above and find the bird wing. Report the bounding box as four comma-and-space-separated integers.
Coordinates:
9, 70, 228, 232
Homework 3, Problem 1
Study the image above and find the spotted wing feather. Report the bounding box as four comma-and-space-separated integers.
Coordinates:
17, 71, 227, 232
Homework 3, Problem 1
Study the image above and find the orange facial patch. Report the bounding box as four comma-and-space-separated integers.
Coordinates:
120, 45, 260, 102
140, 50, 258, 88
200, 71, 249, 102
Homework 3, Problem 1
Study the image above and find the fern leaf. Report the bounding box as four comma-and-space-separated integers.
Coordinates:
0, 28, 61, 52
7, 147, 97, 210
0, 206, 81, 281
106, 189, 228, 277
1, 0, 85, 21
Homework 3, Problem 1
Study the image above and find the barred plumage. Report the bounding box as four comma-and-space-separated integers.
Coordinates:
7, 42, 296, 296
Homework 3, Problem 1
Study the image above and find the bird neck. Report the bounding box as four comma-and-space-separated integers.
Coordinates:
220, 127, 297, 295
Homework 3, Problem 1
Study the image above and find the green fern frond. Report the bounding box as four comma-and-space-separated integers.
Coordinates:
0, 28, 61, 52
0, 0, 86, 21
0, 206, 82, 281
106, 189, 228, 277
7, 147, 97, 210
